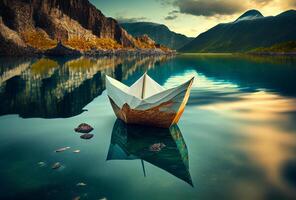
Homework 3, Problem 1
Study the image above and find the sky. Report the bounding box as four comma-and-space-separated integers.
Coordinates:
89, 0, 296, 37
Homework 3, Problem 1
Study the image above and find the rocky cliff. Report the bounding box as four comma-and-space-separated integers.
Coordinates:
0, 0, 171, 55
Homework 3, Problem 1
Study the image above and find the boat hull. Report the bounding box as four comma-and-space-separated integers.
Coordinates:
108, 78, 193, 128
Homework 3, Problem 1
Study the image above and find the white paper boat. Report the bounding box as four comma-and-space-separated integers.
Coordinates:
106, 73, 194, 128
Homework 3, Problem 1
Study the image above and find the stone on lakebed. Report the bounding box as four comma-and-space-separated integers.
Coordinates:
76, 182, 87, 187
80, 133, 94, 139
74, 123, 94, 133
55, 147, 70, 152
52, 162, 61, 169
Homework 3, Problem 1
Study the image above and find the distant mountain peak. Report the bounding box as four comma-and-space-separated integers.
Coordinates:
180, 8, 296, 53
277, 9, 296, 17
235, 9, 263, 22
120, 22, 193, 49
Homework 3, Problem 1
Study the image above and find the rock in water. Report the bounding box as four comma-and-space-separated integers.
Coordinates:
73, 196, 80, 200
38, 162, 46, 167
52, 162, 61, 169
55, 147, 70, 152
80, 134, 94, 139
74, 123, 94, 133
149, 143, 166, 152
76, 182, 87, 187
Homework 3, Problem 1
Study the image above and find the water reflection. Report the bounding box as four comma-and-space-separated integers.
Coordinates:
175, 54, 296, 96
107, 119, 193, 186
0, 56, 172, 118
193, 77, 296, 197
1, 54, 296, 199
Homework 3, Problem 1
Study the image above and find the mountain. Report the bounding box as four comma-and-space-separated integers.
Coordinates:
0, 0, 171, 55
235, 9, 263, 22
180, 9, 296, 53
120, 22, 193, 50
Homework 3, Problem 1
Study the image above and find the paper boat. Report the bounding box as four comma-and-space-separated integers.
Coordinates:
106, 73, 194, 128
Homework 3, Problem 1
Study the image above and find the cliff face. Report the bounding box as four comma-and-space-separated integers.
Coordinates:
0, 0, 168, 55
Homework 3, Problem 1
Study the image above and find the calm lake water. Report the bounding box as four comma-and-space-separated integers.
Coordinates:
0, 54, 296, 200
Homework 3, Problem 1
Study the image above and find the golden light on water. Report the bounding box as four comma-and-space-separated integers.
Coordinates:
240, 125, 296, 197
200, 91, 296, 120
200, 89, 296, 197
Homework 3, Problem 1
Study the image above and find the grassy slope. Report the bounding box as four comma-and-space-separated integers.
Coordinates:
250, 41, 296, 53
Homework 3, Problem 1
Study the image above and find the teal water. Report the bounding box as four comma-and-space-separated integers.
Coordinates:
0, 55, 296, 200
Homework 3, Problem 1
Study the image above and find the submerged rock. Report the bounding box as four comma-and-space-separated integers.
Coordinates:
76, 182, 87, 187
74, 123, 94, 133
73, 196, 80, 200
52, 162, 61, 169
80, 133, 94, 139
38, 162, 46, 167
149, 143, 166, 152
55, 147, 70, 152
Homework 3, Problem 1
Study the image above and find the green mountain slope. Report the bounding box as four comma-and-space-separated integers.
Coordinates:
121, 22, 193, 50
180, 10, 296, 53
250, 41, 296, 53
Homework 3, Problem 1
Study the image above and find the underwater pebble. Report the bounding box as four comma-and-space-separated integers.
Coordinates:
76, 182, 87, 187
74, 123, 94, 133
52, 162, 61, 169
73, 196, 80, 200
80, 133, 94, 139
55, 147, 70, 152
38, 162, 46, 167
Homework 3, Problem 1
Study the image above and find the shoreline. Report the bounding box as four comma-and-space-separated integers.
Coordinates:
178, 52, 296, 56
3, 51, 296, 57
0, 48, 176, 57
247, 52, 296, 56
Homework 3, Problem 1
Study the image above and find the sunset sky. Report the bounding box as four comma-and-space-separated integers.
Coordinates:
90, 0, 296, 37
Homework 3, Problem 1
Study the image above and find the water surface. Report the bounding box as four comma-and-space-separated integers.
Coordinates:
0, 54, 296, 200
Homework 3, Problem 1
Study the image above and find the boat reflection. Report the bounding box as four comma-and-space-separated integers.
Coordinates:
107, 119, 193, 186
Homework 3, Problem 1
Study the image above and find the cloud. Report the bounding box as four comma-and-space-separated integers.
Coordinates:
155, 0, 173, 6
285, 0, 296, 7
173, 0, 296, 17
174, 0, 247, 17
165, 15, 178, 20
251, 0, 274, 6
169, 10, 180, 14
116, 17, 148, 23
165, 10, 179, 20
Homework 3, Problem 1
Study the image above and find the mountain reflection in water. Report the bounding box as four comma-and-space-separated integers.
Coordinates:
0, 56, 172, 118
0, 54, 296, 199
107, 119, 193, 186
